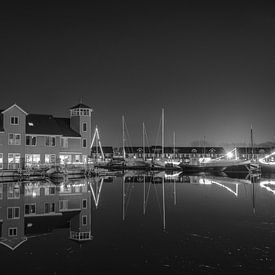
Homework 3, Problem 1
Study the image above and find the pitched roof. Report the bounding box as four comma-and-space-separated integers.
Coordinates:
1, 103, 28, 115
26, 114, 63, 135
54, 118, 81, 137
70, 103, 92, 109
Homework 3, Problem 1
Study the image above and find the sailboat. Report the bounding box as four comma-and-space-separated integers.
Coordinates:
110, 116, 150, 169
179, 147, 251, 173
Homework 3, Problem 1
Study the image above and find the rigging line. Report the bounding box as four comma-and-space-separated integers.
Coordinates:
124, 121, 134, 154
153, 116, 162, 158
144, 125, 151, 155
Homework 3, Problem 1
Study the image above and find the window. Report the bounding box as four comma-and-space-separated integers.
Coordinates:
25, 204, 36, 215
25, 154, 40, 165
26, 135, 37, 146
0, 153, 3, 169
7, 183, 20, 199
10, 116, 19, 125
60, 154, 71, 164
82, 199, 87, 209
45, 203, 55, 213
82, 215, 87, 225
61, 137, 68, 148
8, 133, 21, 145
82, 139, 87, 148
45, 154, 56, 164
45, 136, 56, 146
8, 153, 21, 169
59, 200, 68, 210
45, 186, 56, 195
8, 228, 17, 237
7, 207, 20, 219
0, 184, 3, 199
82, 122, 87, 132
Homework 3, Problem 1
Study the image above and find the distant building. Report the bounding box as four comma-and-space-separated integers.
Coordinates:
0, 103, 93, 169
121, 146, 225, 159
236, 147, 273, 160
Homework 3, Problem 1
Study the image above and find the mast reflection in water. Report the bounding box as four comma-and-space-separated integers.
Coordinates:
1, 172, 275, 274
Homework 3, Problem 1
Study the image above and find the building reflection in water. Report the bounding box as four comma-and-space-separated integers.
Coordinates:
0, 171, 262, 250
0, 179, 92, 250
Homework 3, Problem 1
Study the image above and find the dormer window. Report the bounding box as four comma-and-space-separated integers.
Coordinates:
10, 116, 19, 125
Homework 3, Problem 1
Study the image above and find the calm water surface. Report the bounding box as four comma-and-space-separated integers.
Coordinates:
1, 171, 275, 274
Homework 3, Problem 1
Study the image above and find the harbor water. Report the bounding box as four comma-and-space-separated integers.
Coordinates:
1, 172, 275, 274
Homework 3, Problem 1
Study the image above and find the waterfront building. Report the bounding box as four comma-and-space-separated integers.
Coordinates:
90, 146, 114, 160
0, 103, 93, 169
121, 146, 225, 160
236, 147, 273, 161
0, 180, 92, 250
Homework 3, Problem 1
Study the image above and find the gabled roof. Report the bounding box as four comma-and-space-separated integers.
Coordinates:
26, 114, 63, 135
54, 118, 81, 137
70, 103, 92, 110
1, 103, 28, 115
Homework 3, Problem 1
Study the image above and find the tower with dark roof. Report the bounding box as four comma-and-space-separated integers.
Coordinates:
69, 103, 93, 159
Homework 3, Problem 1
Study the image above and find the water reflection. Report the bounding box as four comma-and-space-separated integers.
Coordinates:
0, 170, 271, 252
0, 179, 92, 250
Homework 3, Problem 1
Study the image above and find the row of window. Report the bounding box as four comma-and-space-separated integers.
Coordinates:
70, 109, 91, 117
8, 134, 88, 148
6, 200, 87, 217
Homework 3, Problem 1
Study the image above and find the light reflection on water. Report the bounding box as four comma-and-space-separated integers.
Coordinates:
1, 171, 275, 273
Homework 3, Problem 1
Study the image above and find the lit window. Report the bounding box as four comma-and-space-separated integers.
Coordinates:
8, 153, 21, 170
28, 122, 34, 126
45, 154, 56, 164
25, 154, 40, 165
7, 183, 20, 199
10, 116, 19, 125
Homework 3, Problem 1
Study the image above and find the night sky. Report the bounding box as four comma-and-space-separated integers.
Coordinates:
0, 1, 274, 147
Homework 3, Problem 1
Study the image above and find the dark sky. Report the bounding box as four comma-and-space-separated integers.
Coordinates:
0, 1, 274, 147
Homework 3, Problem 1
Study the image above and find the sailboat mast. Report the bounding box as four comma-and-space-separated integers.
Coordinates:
143, 122, 145, 161
162, 176, 166, 231
173, 131, 176, 159
122, 116, 125, 159
162, 108, 164, 158
250, 124, 254, 160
